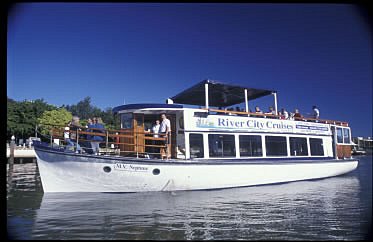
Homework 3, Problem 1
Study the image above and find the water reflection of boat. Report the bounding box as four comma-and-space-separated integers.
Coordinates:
31, 176, 364, 240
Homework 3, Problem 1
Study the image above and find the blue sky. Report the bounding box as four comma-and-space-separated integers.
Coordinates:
7, 3, 372, 137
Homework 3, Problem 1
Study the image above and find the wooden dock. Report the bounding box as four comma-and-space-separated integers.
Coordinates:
7, 144, 36, 163
6, 147, 36, 158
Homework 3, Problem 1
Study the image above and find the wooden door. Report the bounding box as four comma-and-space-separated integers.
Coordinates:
134, 114, 145, 153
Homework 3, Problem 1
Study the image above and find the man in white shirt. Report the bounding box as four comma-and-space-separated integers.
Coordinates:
159, 113, 171, 159
312, 105, 320, 120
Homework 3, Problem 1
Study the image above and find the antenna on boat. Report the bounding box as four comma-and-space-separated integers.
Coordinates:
123, 98, 126, 105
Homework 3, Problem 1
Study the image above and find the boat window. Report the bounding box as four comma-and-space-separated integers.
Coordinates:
189, 134, 204, 158
290, 137, 308, 156
208, 134, 235, 158
121, 113, 133, 129
343, 128, 350, 144
336, 127, 343, 143
239, 135, 262, 157
310, 138, 324, 156
265, 136, 287, 156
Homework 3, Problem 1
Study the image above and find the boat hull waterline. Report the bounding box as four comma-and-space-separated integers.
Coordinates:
35, 148, 358, 193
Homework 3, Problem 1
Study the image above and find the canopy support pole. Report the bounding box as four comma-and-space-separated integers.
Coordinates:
205, 83, 209, 109
273, 92, 278, 115
244, 88, 249, 113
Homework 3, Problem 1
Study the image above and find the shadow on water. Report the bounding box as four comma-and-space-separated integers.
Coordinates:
7, 156, 372, 240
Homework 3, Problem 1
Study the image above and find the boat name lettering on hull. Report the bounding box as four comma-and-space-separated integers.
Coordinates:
114, 163, 149, 172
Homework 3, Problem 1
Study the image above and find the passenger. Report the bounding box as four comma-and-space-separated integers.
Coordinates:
264, 106, 277, 118
281, 108, 289, 120
151, 120, 161, 156
228, 107, 235, 116
159, 113, 171, 160
92, 117, 105, 155
65, 116, 83, 153
152, 120, 160, 138
312, 105, 320, 120
255, 106, 263, 114
265, 106, 276, 115
293, 109, 303, 120
85, 118, 95, 154
64, 123, 73, 151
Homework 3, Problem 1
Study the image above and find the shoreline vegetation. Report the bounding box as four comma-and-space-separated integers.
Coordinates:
7, 96, 120, 143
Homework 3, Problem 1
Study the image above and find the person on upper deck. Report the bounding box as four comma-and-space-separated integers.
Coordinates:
281, 108, 289, 120
265, 106, 277, 117
255, 106, 263, 114
312, 105, 320, 120
293, 109, 304, 120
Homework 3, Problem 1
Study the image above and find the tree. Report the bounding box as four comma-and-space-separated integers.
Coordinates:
102, 107, 120, 130
7, 98, 55, 140
37, 108, 72, 135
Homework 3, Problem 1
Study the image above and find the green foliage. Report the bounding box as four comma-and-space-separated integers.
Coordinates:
65, 97, 120, 130
7, 98, 55, 140
7, 96, 120, 141
37, 108, 72, 135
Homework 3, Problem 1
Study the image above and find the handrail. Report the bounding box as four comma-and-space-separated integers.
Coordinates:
204, 108, 349, 126
48, 124, 168, 157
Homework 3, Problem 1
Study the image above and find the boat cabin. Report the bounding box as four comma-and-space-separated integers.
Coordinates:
112, 80, 353, 160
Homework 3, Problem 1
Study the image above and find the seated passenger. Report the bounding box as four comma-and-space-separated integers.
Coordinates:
265, 106, 276, 114
65, 116, 83, 153
264, 106, 277, 118
255, 106, 262, 113
293, 109, 304, 120
281, 108, 289, 120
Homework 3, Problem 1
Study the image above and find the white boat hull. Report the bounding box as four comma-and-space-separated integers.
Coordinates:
35, 148, 358, 193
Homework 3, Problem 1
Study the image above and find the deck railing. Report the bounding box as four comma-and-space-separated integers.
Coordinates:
204, 108, 349, 126
44, 124, 168, 157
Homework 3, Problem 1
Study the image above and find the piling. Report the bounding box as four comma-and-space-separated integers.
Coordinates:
7, 136, 15, 191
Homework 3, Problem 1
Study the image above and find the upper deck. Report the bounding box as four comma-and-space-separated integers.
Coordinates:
113, 79, 349, 128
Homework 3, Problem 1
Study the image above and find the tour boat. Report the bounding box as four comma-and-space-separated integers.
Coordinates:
33, 80, 358, 192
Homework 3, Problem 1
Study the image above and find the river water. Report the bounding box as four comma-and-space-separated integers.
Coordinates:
7, 156, 372, 240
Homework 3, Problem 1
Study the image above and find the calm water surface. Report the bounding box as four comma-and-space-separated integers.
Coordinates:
7, 156, 372, 240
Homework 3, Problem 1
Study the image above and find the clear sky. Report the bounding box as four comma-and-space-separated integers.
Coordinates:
7, 3, 372, 137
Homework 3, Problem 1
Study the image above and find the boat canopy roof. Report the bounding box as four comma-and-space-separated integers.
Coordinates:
170, 80, 274, 107
112, 103, 183, 114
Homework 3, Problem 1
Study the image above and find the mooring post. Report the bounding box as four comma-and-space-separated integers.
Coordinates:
8, 135, 16, 190
9, 135, 15, 167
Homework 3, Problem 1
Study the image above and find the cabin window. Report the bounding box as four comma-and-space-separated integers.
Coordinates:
343, 128, 350, 144
265, 136, 287, 156
336, 127, 343, 143
310, 138, 324, 156
189, 134, 204, 158
208, 134, 235, 158
121, 113, 133, 129
239, 135, 262, 157
290, 137, 308, 156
